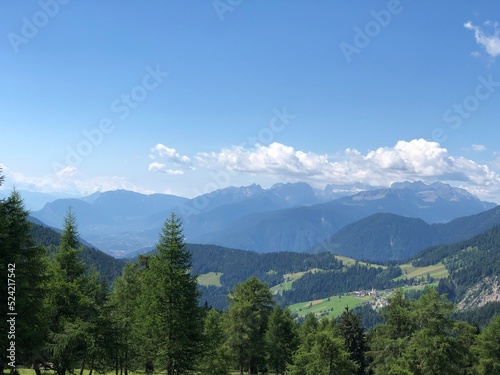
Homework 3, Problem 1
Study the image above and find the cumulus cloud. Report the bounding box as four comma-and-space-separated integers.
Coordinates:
148, 162, 184, 175
150, 144, 192, 166
148, 144, 193, 175
464, 20, 500, 58
195, 139, 500, 195
472, 144, 487, 152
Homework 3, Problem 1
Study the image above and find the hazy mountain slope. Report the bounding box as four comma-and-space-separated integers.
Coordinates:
200, 182, 496, 253
29, 181, 496, 256
312, 205, 500, 262
30, 220, 126, 284
311, 213, 433, 261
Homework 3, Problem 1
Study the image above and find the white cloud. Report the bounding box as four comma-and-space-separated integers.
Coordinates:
195, 139, 500, 199
148, 144, 193, 175
4, 168, 152, 196
472, 144, 487, 152
55, 165, 80, 178
464, 20, 500, 58
150, 144, 192, 166
148, 162, 184, 175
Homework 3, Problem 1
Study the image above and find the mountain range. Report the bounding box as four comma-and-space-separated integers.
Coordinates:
29, 181, 496, 257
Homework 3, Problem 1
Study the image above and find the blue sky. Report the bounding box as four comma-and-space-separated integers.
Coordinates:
1, 0, 500, 201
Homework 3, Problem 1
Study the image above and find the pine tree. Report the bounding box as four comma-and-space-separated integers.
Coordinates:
140, 213, 203, 375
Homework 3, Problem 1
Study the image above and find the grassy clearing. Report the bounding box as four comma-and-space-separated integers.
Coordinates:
288, 294, 372, 319
287, 282, 439, 320
397, 262, 448, 281
197, 272, 222, 287
334, 255, 386, 269
270, 268, 323, 294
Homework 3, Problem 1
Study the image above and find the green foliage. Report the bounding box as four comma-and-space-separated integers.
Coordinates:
139, 213, 203, 374
287, 316, 357, 375
226, 277, 274, 374
265, 306, 299, 375
337, 307, 367, 375
198, 309, 231, 375
46, 209, 107, 375
369, 288, 478, 375
0, 189, 50, 367
473, 315, 500, 374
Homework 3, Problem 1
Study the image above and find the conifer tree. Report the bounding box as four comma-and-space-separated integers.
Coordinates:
265, 306, 298, 375
0, 189, 49, 374
474, 315, 500, 374
47, 209, 104, 375
198, 309, 231, 375
287, 316, 357, 375
337, 307, 367, 375
226, 277, 274, 375
140, 213, 203, 375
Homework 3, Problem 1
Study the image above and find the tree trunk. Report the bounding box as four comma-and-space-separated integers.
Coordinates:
33, 362, 41, 375
79, 355, 86, 375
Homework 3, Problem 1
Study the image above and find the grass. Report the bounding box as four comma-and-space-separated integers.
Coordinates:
288, 294, 372, 319
197, 272, 222, 287
334, 255, 386, 269
397, 262, 449, 281
287, 282, 439, 320
270, 268, 322, 294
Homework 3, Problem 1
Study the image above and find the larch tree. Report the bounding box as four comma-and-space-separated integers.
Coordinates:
225, 276, 274, 375
265, 306, 298, 375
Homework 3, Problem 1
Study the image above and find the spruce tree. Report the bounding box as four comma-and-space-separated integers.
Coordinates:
47, 209, 104, 375
337, 307, 367, 375
140, 213, 203, 375
0, 189, 49, 374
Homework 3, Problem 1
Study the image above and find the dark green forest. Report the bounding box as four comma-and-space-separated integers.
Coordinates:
2, 170, 500, 375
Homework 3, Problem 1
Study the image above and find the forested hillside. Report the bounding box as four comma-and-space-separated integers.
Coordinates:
313, 205, 500, 262
412, 225, 500, 305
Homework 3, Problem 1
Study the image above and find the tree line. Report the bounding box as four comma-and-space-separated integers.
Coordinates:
1, 171, 500, 375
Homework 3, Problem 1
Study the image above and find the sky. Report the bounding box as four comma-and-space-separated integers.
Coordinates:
1, 0, 500, 202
